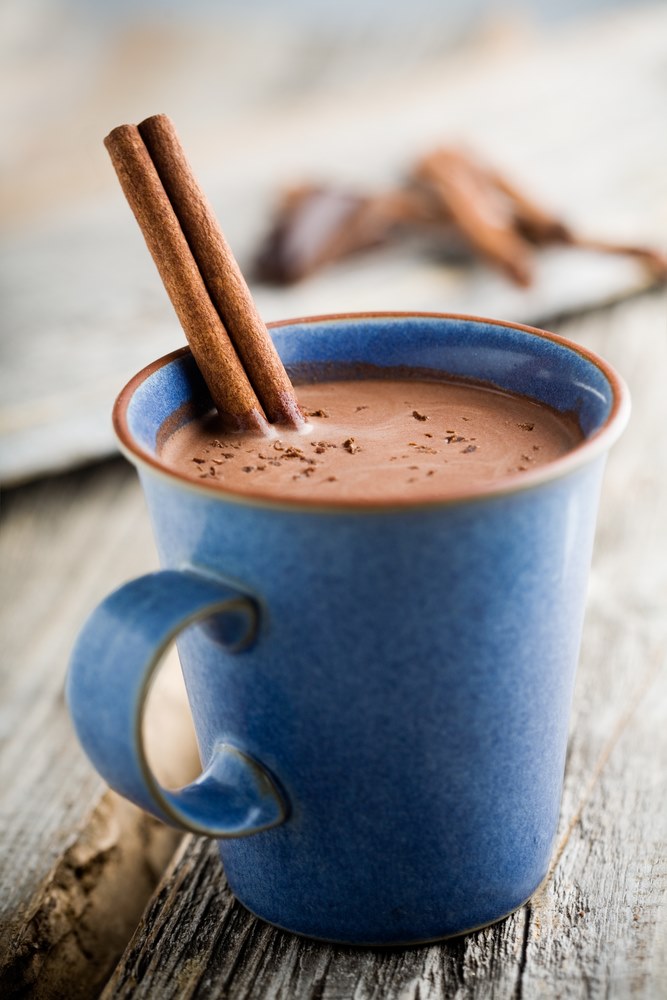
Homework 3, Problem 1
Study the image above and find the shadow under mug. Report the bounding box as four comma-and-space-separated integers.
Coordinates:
67, 313, 629, 945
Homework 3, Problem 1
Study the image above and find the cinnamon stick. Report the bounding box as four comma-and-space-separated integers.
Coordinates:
104, 124, 270, 433
412, 148, 534, 286
137, 114, 303, 428
559, 236, 667, 279
479, 168, 571, 246
253, 144, 667, 291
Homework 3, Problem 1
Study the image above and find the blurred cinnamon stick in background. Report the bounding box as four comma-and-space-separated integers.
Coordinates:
254, 145, 667, 288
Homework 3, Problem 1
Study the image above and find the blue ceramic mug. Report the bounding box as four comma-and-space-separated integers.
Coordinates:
67, 313, 629, 944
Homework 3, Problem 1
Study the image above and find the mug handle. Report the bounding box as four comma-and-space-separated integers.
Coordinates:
66, 569, 287, 837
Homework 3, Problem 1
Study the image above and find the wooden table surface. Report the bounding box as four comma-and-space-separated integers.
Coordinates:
1, 5, 666, 998
1, 289, 666, 998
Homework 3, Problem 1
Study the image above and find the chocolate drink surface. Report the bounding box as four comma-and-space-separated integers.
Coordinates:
159, 375, 583, 503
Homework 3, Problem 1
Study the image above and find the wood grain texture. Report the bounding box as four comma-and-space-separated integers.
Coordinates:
0, 462, 199, 996
101, 290, 667, 999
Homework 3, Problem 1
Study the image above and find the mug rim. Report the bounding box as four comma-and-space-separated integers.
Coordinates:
113, 311, 631, 513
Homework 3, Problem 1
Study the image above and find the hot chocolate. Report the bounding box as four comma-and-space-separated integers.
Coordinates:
159, 373, 583, 503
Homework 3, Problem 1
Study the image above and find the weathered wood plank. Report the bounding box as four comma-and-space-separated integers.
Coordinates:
0, 462, 199, 996
101, 291, 667, 998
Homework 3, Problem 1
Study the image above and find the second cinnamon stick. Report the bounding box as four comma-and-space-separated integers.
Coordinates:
138, 114, 304, 429
104, 124, 270, 434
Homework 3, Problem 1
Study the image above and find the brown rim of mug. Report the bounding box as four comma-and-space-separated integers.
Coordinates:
112, 311, 631, 513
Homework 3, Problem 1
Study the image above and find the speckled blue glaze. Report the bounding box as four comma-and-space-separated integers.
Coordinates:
67, 314, 629, 944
